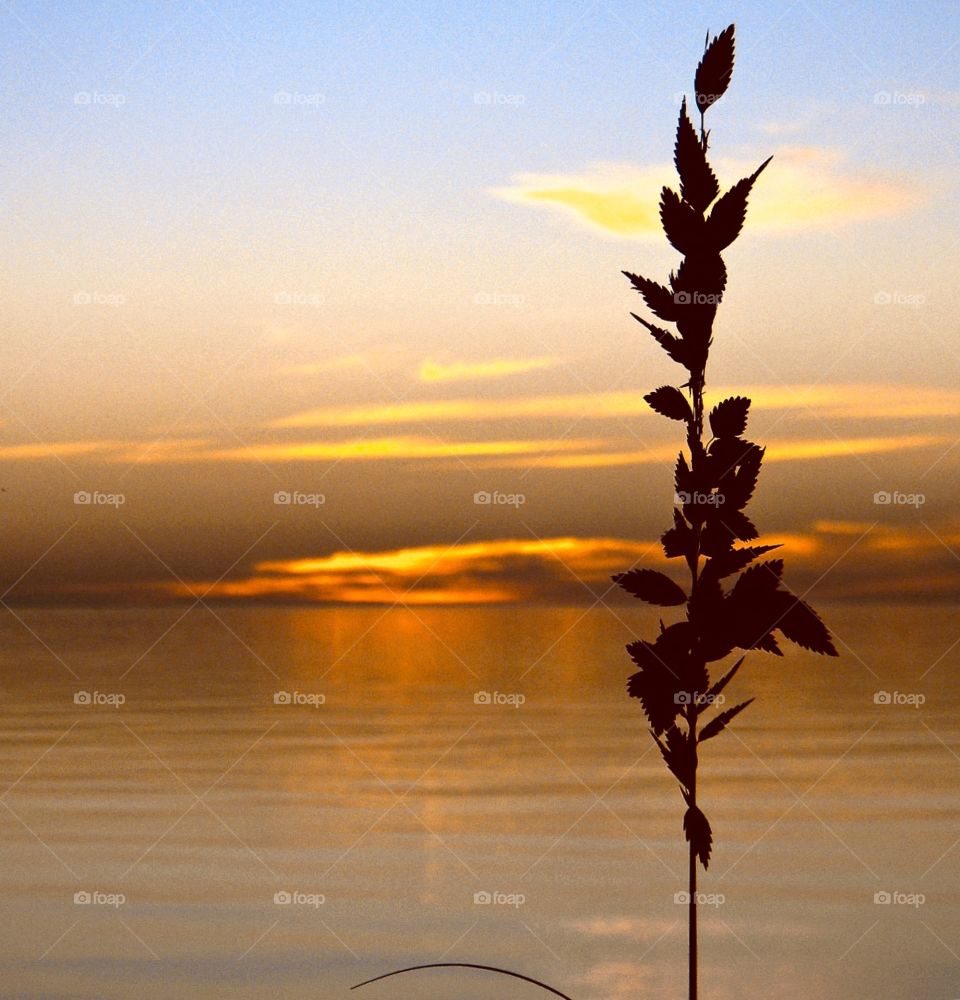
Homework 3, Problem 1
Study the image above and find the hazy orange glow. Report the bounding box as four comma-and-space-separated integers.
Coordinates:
476, 434, 947, 469
813, 520, 877, 535
0, 440, 134, 460
280, 355, 371, 376
0, 438, 216, 463
419, 357, 562, 382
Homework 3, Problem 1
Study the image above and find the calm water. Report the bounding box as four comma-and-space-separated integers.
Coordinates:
0, 603, 956, 999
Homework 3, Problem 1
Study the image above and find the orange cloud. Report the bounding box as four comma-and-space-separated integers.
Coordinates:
159, 532, 826, 606
169, 536, 668, 605
37, 521, 960, 605
200, 436, 603, 464
0, 435, 600, 466
729, 384, 960, 421
0, 385, 951, 471
494, 147, 919, 238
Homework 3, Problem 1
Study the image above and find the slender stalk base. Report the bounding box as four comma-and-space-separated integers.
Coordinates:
688, 839, 697, 1000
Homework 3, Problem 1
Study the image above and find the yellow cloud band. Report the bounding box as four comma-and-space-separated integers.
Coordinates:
494, 147, 919, 238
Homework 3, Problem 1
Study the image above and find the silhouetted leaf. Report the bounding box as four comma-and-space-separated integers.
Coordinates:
709, 396, 750, 438
661, 509, 696, 560
703, 158, 772, 251
731, 559, 784, 601
646, 386, 693, 422
700, 509, 759, 557
688, 574, 724, 628
688, 576, 731, 662
727, 444, 764, 509
627, 629, 697, 734
627, 671, 677, 734
705, 655, 745, 701
627, 639, 679, 735
699, 516, 734, 558
668, 255, 725, 352
623, 271, 678, 322
627, 624, 708, 734
675, 98, 719, 213
723, 562, 837, 657
675, 452, 695, 499
754, 632, 783, 655
699, 631, 736, 664
698, 698, 754, 742
703, 544, 782, 580
707, 435, 756, 475
660, 186, 704, 255
683, 803, 713, 868
653, 727, 695, 789
695, 24, 735, 115
631, 313, 689, 369
671, 251, 727, 299
723, 508, 759, 542
771, 591, 839, 655
613, 569, 687, 606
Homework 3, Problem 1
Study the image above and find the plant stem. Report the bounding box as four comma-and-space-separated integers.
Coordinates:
689, 819, 697, 1000
687, 370, 705, 1000
685, 698, 700, 1000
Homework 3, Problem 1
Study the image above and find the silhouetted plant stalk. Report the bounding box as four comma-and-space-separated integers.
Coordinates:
614, 25, 838, 1000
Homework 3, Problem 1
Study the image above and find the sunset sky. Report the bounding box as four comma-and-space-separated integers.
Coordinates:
1, 0, 959, 604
